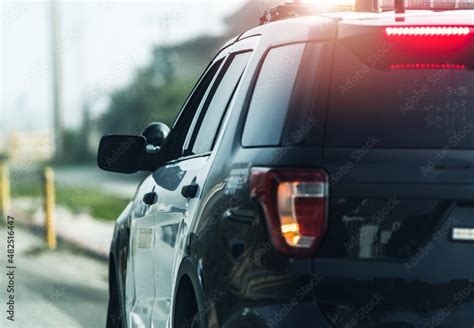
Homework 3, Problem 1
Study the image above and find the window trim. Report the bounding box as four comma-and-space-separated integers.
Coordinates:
181, 59, 226, 155
184, 50, 253, 157
165, 151, 212, 166
158, 58, 225, 163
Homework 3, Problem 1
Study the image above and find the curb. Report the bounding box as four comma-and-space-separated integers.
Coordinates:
17, 220, 109, 263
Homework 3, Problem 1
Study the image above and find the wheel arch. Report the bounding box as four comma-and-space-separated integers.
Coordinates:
172, 257, 207, 328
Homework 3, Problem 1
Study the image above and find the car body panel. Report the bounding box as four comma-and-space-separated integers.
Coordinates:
150, 155, 212, 327
127, 176, 157, 327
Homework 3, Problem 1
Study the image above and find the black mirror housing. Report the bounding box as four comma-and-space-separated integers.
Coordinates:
141, 122, 170, 148
97, 135, 146, 174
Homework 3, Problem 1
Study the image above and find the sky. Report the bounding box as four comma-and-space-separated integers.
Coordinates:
1, 0, 246, 135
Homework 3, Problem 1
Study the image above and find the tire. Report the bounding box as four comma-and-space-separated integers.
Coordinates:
173, 277, 201, 328
106, 258, 124, 328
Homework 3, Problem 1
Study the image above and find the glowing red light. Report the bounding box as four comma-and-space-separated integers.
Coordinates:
386, 26, 471, 37
390, 64, 466, 70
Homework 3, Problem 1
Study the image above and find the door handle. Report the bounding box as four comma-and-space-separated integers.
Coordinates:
143, 191, 158, 205
181, 183, 199, 199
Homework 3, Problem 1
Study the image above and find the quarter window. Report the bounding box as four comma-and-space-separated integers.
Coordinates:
241, 42, 329, 147
242, 44, 305, 147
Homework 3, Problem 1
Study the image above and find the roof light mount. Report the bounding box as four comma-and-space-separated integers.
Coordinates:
394, 0, 406, 13
381, 0, 474, 11
258, 1, 474, 26
356, 0, 382, 12
259, 2, 320, 25
259, 1, 368, 25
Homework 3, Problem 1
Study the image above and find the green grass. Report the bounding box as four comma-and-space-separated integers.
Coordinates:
11, 183, 129, 222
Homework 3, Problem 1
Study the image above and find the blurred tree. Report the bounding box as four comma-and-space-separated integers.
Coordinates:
61, 128, 94, 163
98, 1, 272, 136
99, 47, 187, 134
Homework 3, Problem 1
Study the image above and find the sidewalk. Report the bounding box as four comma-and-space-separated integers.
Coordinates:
0, 225, 108, 327
12, 198, 114, 261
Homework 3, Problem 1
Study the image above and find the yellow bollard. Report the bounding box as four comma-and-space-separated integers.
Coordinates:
43, 167, 57, 250
0, 158, 11, 224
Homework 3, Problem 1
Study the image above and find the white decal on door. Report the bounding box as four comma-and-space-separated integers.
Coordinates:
138, 228, 153, 248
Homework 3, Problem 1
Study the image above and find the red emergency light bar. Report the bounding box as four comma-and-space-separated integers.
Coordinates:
390, 63, 466, 70
386, 26, 471, 37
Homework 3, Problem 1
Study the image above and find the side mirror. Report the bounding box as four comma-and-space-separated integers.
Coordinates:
141, 122, 170, 149
97, 135, 146, 174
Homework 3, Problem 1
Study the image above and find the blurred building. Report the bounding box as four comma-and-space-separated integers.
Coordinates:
161, 1, 276, 84
6, 130, 55, 163
0, 133, 6, 155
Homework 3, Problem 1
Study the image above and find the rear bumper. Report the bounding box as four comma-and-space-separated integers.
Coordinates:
221, 301, 474, 328
222, 302, 333, 328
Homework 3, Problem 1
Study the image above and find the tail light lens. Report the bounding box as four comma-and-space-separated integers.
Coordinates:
384, 26, 472, 53
250, 168, 328, 256
390, 63, 466, 70
385, 26, 472, 37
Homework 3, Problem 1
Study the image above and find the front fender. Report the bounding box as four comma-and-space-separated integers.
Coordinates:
110, 201, 133, 325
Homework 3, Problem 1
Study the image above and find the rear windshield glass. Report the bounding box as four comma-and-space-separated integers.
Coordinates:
326, 42, 474, 148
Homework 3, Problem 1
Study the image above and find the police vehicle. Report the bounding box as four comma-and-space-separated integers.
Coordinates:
98, 0, 474, 326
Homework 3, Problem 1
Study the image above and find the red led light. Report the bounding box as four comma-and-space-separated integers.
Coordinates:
386, 26, 471, 37
390, 64, 466, 70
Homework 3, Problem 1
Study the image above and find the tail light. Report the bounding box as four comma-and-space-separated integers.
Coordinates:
390, 63, 466, 70
250, 168, 328, 257
385, 26, 472, 37
384, 26, 472, 53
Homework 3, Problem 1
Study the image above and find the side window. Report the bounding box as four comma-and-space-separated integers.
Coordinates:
186, 51, 252, 155
162, 60, 223, 162
242, 44, 306, 147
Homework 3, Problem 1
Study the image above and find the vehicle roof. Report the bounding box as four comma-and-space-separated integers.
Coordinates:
238, 10, 474, 41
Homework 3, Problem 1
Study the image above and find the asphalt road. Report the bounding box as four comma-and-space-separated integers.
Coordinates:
0, 224, 108, 328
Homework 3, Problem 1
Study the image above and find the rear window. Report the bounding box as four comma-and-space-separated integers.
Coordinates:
327, 40, 474, 148
242, 42, 331, 147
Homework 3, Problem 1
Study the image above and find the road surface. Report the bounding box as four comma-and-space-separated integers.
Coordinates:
1, 224, 108, 328
54, 165, 144, 198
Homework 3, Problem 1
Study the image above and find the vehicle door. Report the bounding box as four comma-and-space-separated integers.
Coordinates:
148, 40, 257, 327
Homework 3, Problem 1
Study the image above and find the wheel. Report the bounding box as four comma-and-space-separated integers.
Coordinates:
106, 257, 124, 328
173, 277, 201, 328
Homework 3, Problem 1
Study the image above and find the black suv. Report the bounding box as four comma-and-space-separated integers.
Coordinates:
98, 2, 474, 327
